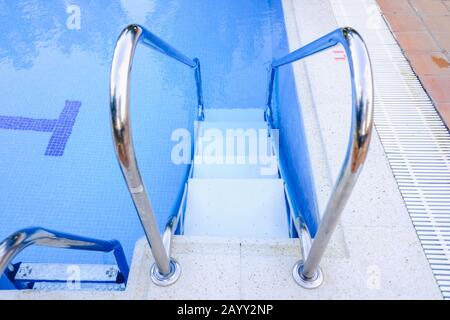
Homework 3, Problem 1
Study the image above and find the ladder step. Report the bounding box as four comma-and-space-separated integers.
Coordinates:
8, 263, 126, 291
204, 108, 265, 122
31, 282, 125, 291
183, 178, 289, 238
193, 161, 278, 179
194, 120, 277, 179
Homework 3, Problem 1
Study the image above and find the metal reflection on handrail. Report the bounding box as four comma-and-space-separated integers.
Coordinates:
0, 227, 129, 283
266, 27, 374, 288
110, 24, 202, 286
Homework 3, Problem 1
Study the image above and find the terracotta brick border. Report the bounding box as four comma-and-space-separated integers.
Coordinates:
377, 0, 450, 128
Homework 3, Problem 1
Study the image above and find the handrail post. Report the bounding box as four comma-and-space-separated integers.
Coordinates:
267, 27, 374, 288
110, 24, 201, 286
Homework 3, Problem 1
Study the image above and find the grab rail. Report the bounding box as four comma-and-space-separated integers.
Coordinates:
0, 227, 129, 283
266, 27, 374, 288
110, 24, 202, 285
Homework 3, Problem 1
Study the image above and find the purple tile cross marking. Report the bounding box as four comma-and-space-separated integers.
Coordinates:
0, 100, 81, 156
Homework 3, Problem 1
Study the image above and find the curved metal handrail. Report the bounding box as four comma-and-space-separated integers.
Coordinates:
110, 24, 202, 285
266, 27, 374, 288
0, 227, 129, 283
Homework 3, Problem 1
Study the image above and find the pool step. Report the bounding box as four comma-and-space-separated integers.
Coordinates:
30, 282, 124, 291
183, 178, 289, 238
6, 263, 126, 291
187, 108, 286, 237
204, 108, 265, 122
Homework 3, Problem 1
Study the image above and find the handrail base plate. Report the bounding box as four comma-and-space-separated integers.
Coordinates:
292, 260, 323, 289
150, 259, 181, 287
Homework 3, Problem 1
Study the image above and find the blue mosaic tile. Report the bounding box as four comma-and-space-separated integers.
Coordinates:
0, 117, 56, 132
45, 101, 81, 156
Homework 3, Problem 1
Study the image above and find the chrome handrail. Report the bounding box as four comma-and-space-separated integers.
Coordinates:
0, 227, 129, 284
266, 27, 374, 288
110, 24, 202, 286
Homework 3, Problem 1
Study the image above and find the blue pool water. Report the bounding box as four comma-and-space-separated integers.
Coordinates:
0, 0, 318, 270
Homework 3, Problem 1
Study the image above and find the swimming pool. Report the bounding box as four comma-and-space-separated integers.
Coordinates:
0, 0, 319, 270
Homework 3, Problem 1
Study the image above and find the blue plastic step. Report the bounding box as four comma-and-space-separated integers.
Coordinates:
7, 263, 126, 291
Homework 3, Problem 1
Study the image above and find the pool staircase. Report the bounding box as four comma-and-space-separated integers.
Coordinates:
107, 25, 373, 290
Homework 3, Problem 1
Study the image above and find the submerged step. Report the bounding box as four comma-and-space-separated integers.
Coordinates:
193, 161, 278, 179
203, 108, 265, 122
183, 178, 289, 238
199, 121, 268, 131
6, 263, 126, 291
